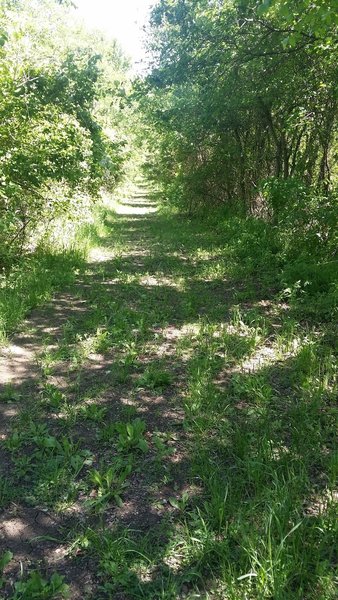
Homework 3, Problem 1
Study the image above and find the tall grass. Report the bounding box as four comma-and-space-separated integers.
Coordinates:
0, 204, 108, 343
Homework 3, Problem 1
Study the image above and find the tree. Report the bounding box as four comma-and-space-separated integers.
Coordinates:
0, 0, 128, 269
139, 0, 337, 212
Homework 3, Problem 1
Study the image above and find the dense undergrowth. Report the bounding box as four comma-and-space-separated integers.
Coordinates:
207, 200, 337, 323
0, 249, 84, 342
0, 204, 107, 342
0, 0, 130, 294
140, 0, 337, 212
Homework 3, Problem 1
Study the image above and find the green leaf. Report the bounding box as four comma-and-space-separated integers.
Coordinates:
137, 439, 149, 452
182, 491, 189, 504
114, 494, 123, 507
126, 424, 134, 437
0, 550, 13, 573
168, 497, 180, 509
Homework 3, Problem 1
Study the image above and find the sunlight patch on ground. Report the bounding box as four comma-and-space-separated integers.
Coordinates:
141, 323, 203, 361
103, 192, 158, 216
88, 246, 115, 262
163, 323, 201, 338
1, 516, 27, 539
0, 344, 35, 386
192, 247, 226, 260
214, 329, 313, 393
239, 344, 280, 373
116, 202, 157, 215
0, 405, 19, 440
304, 489, 338, 517
120, 248, 150, 258
139, 275, 183, 289
1, 343, 32, 360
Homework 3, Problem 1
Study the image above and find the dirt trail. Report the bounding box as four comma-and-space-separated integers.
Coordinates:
1, 188, 335, 599
0, 189, 202, 598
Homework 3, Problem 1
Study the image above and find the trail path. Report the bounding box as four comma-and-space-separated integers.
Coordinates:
1, 186, 336, 599
0, 186, 233, 598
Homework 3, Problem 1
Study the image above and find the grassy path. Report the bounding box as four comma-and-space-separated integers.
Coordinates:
0, 186, 336, 599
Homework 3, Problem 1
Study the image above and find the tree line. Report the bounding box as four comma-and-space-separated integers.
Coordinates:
0, 0, 128, 271
139, 0, 337, 216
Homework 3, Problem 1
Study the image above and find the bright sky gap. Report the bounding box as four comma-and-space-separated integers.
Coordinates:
72, 0, 154, 71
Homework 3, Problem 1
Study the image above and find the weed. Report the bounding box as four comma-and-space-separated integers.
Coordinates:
73, 529, 139, 593
40, 384, 65, 410
12, 571, 69, 599
110, 363, 131, 384
0, 480, 15, 509
138, 365, 172, 390
97, 421, 116, 443
1, 551, 68, 598
5, 430, 23, 452
152, 432, 175, 460
12, 454, 34, 479
0, 550, 13, 588
119, 341, 139, 367
169, 491, 189, 512
80, 403, 107, 423
0, 385, 21, 403
231, 373, 273, 404
116, 418, 149, 453
87, 459, 132, 510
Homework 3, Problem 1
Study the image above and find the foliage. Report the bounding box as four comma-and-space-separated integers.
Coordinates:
0, 550, 13, 588
115, 418, 149, 453
11, 572, 69, 600
138, 365, 172, 389
88, 459, 133, 510
139, 0, 337, 215
1, 551, 68, 599
259, 0, 338, 48
0, 248, 85, 341
0, 0, 128, 271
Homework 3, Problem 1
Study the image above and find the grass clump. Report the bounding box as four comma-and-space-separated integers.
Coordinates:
138, 365, 172, 390
0, 250, 84, 343
0, 551, 69, 600
0, 204, 111, 344
88, 459, 133, 511
116, 418, 149, 453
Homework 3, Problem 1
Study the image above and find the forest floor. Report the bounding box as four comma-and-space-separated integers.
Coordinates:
0, 184, 336, 600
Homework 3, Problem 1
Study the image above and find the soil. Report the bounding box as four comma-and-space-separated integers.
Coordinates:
0, 194, 195, 599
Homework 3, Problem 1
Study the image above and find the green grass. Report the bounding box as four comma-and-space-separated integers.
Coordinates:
0, 205, 110, 343
0, 250, 84, 342
0, 188, 336, 599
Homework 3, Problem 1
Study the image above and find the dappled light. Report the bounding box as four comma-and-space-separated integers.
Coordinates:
0, 0, 336, 598
115, 199, 158, 216
1, 188, 336, 599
